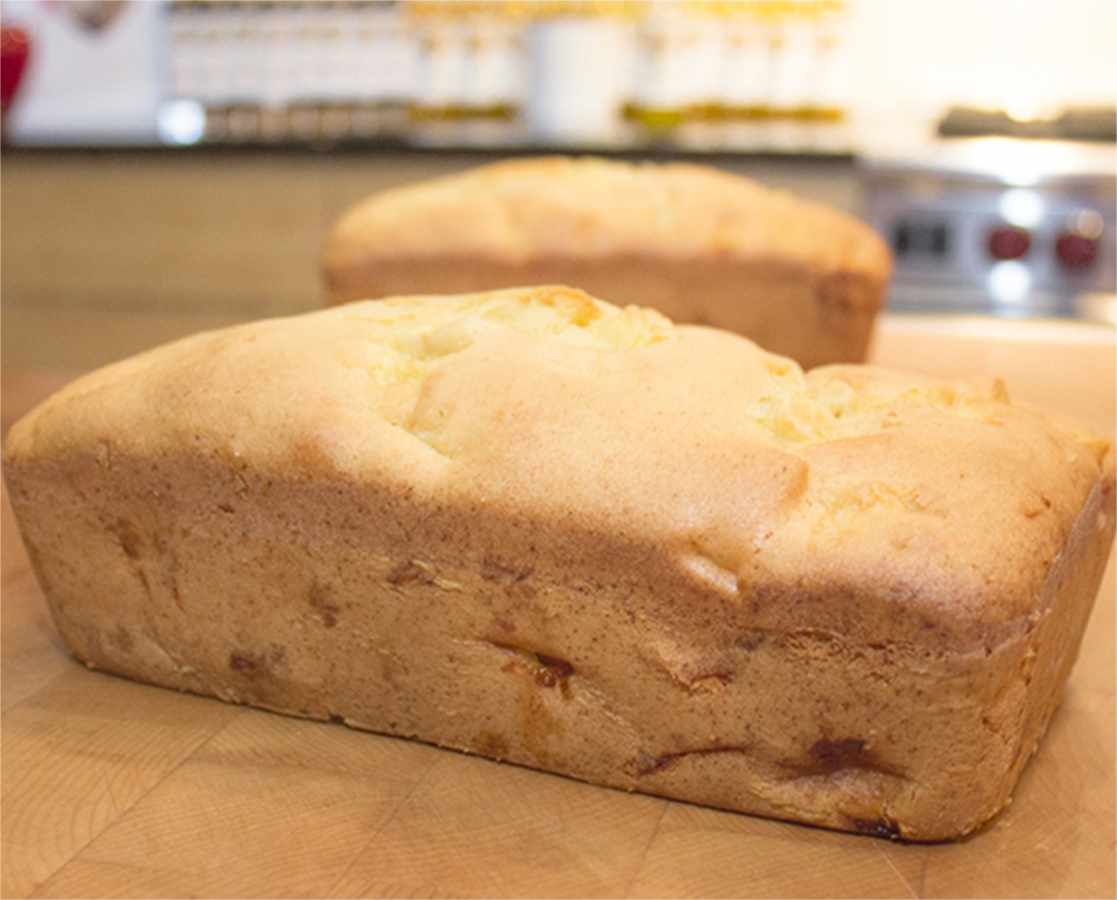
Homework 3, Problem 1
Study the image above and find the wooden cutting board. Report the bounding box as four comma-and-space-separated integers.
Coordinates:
3, 316, 1115, 899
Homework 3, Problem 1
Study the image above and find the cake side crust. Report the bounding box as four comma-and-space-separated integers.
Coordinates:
6, 444, 1111, 841
321, 255, 884, 369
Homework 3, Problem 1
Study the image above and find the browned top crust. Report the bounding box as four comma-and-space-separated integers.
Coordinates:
4, 287, 1111, 653
322, 156, 893, 281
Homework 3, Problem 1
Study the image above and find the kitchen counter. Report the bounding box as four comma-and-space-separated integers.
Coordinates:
0, 147, 862, 371
2, 313, 1114, 898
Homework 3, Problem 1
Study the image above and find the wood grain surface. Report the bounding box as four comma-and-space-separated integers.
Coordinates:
2, 317, 1115, 899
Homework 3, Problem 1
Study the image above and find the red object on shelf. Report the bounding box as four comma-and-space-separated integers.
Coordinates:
1, 26, 31, 117
987, 225, 1031, 261
1056, 232, 1100, 269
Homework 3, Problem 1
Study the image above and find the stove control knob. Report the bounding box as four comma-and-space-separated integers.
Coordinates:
1056, 232, 1100, 269
988, 225, 1031, 261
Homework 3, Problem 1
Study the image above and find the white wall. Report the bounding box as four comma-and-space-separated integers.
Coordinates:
2, 0, 1114, 148
849, 0, 1117, 125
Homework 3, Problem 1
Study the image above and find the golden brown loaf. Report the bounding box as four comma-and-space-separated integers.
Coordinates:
4, 286, 1113, 841
321, 156, 893, 369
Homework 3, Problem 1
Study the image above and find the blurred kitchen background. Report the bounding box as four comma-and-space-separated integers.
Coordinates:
1, 0, 1114, 378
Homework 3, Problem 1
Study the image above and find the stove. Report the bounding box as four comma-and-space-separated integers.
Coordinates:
862, 122, 1116, 324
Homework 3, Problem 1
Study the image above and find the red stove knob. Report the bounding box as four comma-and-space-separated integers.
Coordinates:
988, 225, 1031, 261
1056, 231, 1099, 269
1, 26, 31, 115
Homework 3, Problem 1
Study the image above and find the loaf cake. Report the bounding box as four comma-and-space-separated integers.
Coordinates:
4, 286, 1112, 842
321, 156, 893, 369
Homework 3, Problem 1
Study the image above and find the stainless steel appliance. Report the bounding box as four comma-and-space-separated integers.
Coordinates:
863, 131, 1116, 323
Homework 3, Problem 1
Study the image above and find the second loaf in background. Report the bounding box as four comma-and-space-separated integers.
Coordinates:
321, 156, 893, 369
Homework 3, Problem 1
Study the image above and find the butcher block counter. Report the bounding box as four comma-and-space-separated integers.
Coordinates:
2, 314, 1114, 899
